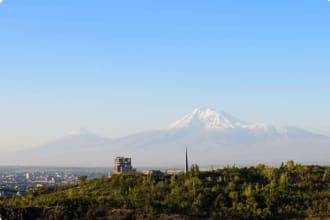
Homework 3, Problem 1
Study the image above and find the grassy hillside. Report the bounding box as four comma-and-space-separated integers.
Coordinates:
1, 161, 330, 219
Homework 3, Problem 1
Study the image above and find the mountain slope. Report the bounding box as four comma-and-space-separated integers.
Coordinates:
36, 128, 111, 152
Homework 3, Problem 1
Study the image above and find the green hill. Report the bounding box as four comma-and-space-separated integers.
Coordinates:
0, 161, 330, 220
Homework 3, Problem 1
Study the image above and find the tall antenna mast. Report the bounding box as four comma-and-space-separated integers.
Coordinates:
185, 147, 189, 173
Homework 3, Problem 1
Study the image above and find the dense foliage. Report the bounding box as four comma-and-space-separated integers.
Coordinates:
1, 161, 330, 219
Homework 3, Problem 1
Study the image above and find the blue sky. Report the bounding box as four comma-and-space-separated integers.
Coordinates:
0, 0, 330, 149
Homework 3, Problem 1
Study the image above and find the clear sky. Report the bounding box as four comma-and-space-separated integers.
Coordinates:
0, 0, 330, 150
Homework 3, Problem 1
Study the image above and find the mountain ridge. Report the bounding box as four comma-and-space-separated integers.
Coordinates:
3, 108, 330, 166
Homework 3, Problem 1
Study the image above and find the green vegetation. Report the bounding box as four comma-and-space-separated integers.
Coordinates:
1, 161, 330, 219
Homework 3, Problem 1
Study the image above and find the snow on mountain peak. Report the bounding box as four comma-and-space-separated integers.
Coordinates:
167, 108, 248, 129
166, 108, 291, 135
68, 128, 94, 136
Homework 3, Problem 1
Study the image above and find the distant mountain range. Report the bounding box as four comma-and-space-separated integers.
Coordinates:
5, 108, 330, 167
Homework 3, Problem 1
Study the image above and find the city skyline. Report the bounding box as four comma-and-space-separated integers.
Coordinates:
1, 0, 330, 150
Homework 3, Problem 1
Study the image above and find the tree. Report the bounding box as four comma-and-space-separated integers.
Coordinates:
78, 176, 88, 184
190, 164, 200, 177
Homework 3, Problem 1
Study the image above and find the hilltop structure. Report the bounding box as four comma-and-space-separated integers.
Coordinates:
113, 157, 136, 174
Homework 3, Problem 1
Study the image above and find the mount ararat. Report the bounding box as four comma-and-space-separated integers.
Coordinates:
6, 108, 330, 167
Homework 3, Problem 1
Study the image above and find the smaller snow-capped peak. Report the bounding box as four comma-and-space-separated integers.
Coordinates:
167, 108, 249, 129
68, 128, 95, 137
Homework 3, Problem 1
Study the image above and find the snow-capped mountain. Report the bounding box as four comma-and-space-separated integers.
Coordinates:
5, 109, 330, 167
35, 128, 110, 152
5, 128, 113, 166
167, 108, 323, 138
68, 128, 98, 137
168, 108, 248, 129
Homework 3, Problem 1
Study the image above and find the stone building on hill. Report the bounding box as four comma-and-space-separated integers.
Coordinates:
113, 157, 136, 174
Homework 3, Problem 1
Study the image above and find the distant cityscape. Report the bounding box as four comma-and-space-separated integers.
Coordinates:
0, 155, 187, 198
0, 167, 109, 198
